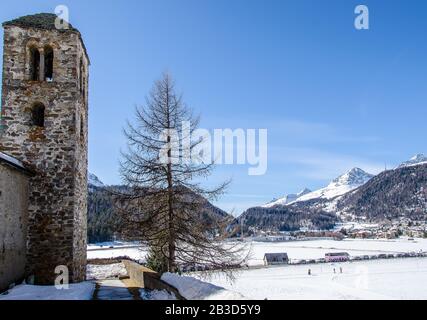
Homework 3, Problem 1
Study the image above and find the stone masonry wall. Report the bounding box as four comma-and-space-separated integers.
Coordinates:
72, 38, 89, 282
0, 25, 89, 284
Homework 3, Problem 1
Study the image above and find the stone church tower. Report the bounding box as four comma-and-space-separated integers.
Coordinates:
0, 14, 89, 284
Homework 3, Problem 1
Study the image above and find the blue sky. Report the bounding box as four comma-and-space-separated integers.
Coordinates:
1, 0, 427, 215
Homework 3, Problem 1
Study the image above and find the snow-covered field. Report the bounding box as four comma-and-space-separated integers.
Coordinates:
87, 242, 147, 262
245, 238, 427, 265
204, 258, 427, 300
2, 238, 425, 300
86, 238, 427, 300
87, 241, 141, 249
87, 238, 427, 266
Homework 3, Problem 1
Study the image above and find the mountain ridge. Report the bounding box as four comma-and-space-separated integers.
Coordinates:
262, 188, 312, 208
87, 173, 233, 243
239, 154, 427, 232
87, 153, 427, 236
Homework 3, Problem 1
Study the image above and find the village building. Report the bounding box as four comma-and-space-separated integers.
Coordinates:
325, 252, 350, 263
263, 253, 289, 266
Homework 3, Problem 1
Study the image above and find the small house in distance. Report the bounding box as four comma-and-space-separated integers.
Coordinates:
264, 253, 289, 266
325, 252, 350, 262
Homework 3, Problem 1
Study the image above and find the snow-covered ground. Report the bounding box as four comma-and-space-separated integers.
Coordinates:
87, 241, 141, 249
162, 273, 246, 300
3, 238, 425, 300
204, 258, 427, 300
0, 282, 95, 300
85, 238, 427, 300
245, 238, 427, 266
86, 263, 128, 280
87, 238, 427, 267
87, 242, 147, 262
140, 289, 177, 300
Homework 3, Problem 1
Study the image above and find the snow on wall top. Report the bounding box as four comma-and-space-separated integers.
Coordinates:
0, 151, 33, 175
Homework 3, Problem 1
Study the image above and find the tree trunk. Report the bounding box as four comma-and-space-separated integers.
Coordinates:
166, 82, 176, 273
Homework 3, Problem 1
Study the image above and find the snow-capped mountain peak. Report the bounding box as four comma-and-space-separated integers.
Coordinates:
329, 167, 374, 187
88, 172, 105, 188
260, 168, 374, 209
261, 188, 311, 208
297, 188, 312, 197
292, 168, 373, 204
398, 154, 427, 168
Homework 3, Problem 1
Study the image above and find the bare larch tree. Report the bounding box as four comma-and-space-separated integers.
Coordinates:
117, 73, 245, 276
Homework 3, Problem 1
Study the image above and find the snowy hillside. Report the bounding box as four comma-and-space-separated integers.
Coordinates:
260, 168, 373, 210
293, 168, 374, 203
88, 172, 105, 188
398, 154, 427, 168
337, 162, 427, 220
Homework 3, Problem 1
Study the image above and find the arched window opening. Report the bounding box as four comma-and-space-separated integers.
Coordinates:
31, 103, 45, 127
29, 47, 40, 81
44, 46, 54, 81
